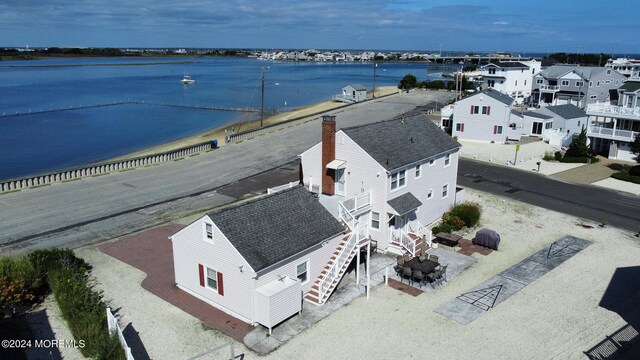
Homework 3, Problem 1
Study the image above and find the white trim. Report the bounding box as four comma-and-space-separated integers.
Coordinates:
371, 211, 381, 231
296, 259, 310, 285
415, 163, 422, 179
429, 159, 435, 167
205, 266, 220, 293
444, 154, 451, 167
442, 183, 449, 198
204, 222, 214, 243
390, 170, 406, 191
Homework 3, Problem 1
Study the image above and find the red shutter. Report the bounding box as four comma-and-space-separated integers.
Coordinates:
487, 106, 491, 115
493, 125, 497, 134
217, 272, 224, 296
198, 264, 205, 287
470, 105, 474, 114
461, 123, 465, 132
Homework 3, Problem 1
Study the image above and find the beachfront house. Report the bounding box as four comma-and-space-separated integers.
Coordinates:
170, 185, 372, 332
586, 75, 640, 161
300, 114, 462, 261
531, 65, 626, 107
333, 84, 367, 103
481, 60, 541, 104
448, 88, 515, 143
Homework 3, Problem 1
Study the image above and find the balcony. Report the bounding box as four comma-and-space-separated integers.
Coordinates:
587, 102, 640, 120
539, 84, 559, 91
588, 125, 638, 142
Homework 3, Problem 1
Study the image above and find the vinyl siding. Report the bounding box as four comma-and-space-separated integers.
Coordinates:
300, 142, 322, 192
254, 277, 301, 329
171, 215, 255, 322
452, 96, 511, 143
254, 232, 343, 294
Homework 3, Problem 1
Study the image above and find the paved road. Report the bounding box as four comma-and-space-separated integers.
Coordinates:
0, 90, 454, 253
459, 159, 640, 233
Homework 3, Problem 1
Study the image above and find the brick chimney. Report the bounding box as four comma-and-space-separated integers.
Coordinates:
321, 115, 336, 195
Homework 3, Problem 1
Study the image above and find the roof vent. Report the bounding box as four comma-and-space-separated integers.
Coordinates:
410, 137, 414, 143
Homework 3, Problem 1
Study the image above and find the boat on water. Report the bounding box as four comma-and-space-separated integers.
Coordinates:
180, 75, 196, 85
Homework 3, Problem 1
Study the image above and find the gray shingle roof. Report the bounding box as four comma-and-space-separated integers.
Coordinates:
387, 192, 423, 215
538, 65, 607, 80
483, 61, 528, 68
545, 104, 586, 119
342, 115, 461, 171
207, 186, 344, 273
479, 88, 514, 106
522, 111, 553, 120
619, 81, 640, 92
348, 84, 367, 91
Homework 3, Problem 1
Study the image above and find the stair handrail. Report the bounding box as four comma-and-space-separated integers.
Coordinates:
390, 228, 416, 257
317, 221, 367, 302
338, 202, 355, 230
407, 220, 433, 247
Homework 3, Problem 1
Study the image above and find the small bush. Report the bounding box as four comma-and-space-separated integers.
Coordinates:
432, 223, 454, 234
629, 165, 640, 177
554, 151, 563, 161
558, 156, 599, 164
543, 152, 555, 161
611, 171, 640, 184
449, 202, 482, 227
0, 256, 40, 312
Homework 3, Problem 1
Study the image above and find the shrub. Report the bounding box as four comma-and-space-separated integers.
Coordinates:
558, 156, 599, 164
432, 223, 454, 234
629, 165, 640, 177
449, 202, 482, 228
543, 152, 555, 161
0, 256, 40, 312
611, 171, 640, 184
554, 151, 563, 161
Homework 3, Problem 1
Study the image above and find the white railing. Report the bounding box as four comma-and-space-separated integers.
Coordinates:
390, 229, 416, 257
340, 190, 372, 213
107, 308, 135, 360
588, 125, 637, 142
539, 84, 559, 91
338, 202, 356, 230
587, 102, 640, 119
317, 221, 368, 303
267, 181, 299, 194
407, 220, 432, 247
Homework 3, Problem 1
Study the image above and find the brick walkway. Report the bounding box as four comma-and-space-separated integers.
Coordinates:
457, 239, 494, 256
551, 156, 619, 184
98, 224, 253, 342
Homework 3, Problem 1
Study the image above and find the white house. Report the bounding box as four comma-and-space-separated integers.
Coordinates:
333, 84, 367, 103
481, 60, 541, 104
170, 185, 371, 333
300, 114, 462, 261
447, 88, 515, 143
531, 65, 626, 107
587, 78, 640, 161
534, 104, 588, 147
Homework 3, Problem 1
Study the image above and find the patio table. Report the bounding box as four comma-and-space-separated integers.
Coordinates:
405, 257, 439, 275
435, 232, 463, 248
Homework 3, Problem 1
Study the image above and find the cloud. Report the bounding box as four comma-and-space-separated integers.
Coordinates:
492, 21, 509, 25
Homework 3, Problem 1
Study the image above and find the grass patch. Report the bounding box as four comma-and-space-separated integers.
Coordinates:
611, 171, 640, 184
189, 153, 199, 157
173, 157, 185, 162
558, 156, 599, 164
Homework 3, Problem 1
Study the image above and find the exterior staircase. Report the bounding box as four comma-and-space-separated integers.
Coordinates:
305, 221, 369, 305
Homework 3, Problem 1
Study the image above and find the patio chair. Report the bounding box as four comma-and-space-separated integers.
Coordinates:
428, 254, 439, 263
403, 253, 412, 262
439, 265, 448, 284
401, 266, 413, 285
427, 269, 442, 289
394, 256, 404, 276
412, 270, 426, 288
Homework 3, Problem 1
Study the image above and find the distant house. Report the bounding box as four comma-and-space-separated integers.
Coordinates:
170, 186, 357, 333
481, 60, 541, 104
333, 84, 367, 103
586, 75, 640, 161
534, 104, 587, 146
531, 65, 626, 107
300, 114, 461, 262
447, 88, 515, 143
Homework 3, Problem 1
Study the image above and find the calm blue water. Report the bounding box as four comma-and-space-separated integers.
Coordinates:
0, 57, 451, 180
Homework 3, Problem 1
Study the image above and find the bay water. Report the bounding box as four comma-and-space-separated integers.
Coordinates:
0, 57, 452, 180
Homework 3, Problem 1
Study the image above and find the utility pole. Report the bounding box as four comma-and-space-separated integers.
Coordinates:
260, 66, 265, 127
372, 62, 377, 98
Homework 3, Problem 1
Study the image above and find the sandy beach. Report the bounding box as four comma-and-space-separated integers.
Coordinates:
112, 86, 399, 160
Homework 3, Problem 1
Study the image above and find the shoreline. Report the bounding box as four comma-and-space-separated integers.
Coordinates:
110, 86, 400, 161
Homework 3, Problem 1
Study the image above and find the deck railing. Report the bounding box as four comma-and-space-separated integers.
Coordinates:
407, 220, 432, 247
340, 190, 372, 214
338, 202, 356, 230
390, 228, 416, 257
587, 102, 640, 119
588, 125, 637, 142
317, 221, 368, 303
539, 84, 559, 91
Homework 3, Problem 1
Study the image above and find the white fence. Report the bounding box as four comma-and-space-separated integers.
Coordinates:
267, 181, 299, 194
106, 308, 134, 360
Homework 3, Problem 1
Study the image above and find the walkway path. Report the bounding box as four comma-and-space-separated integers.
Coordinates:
435, 236, 592, 325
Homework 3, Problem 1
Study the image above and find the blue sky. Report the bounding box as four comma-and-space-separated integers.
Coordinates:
1, 0, 638, 54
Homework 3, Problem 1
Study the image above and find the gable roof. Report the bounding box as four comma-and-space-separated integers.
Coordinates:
346, 84, 367, 91
475, 88, 515, 106
538, 65, 611, 80
544, 104, 586, 119
207, 186, 344, 273
342, 115, 461, 171
483, 61, 528, 69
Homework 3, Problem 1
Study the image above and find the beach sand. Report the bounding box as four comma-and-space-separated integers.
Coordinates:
112, 86, 399, 160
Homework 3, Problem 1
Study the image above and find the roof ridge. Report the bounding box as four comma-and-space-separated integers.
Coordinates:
208, 184, 303, 215
341, 115, 419, 132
